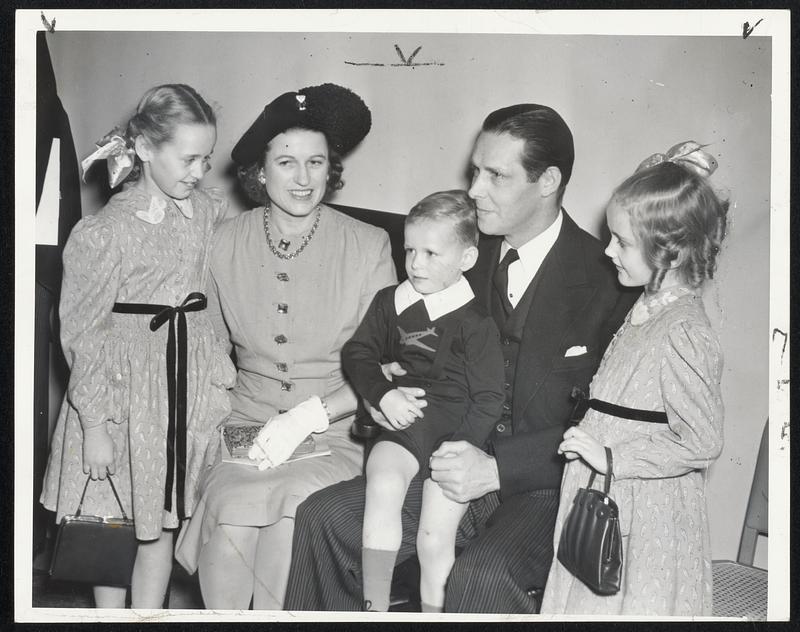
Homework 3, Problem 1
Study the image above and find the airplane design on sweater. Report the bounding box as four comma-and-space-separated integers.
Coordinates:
397, 326, 438, 353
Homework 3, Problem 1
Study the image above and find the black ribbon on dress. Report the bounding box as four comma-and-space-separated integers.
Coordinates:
569, 386, 668, 425
112, 291, 207, 519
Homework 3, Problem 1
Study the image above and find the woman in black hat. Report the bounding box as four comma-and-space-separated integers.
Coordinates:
174, 84, 397, 609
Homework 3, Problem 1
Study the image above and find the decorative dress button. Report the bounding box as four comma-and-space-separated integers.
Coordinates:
504, 359, 511, 368
503, 338, 510, 345
504, 382, 511, 390
115, 373, 123, 381
276, 362, 288, 372
281, 381, 293, 392
277, 303, 288, 314
274, 334, 288, 344
502, 403, 511, 411
278, 409, 288, 414
277, 273, 290, 282
496, 423, 506, 433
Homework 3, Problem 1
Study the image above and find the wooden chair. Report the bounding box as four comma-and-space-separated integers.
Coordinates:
711, 419, 768, 619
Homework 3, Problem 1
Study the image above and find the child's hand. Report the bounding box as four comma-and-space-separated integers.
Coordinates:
82, 424, 116, 480
558, 426, 609, 474
379, 389, 424, 429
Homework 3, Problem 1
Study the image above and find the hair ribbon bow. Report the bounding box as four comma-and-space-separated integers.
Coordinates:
81, 131, 136, 188
636, 141, 718, 178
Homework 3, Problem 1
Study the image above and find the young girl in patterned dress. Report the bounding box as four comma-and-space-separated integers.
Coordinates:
41, 84, 235, 608
541, 142, 728, 615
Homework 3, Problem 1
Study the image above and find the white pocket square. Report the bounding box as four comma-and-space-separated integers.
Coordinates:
564, 345, 587, 357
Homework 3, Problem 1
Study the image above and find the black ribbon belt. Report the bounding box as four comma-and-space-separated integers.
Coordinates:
112, 291, 207, 519
569, 386, 668, 425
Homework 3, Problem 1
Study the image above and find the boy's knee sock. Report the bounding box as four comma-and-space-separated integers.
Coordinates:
421, 602, 443, 613
361, 547, 399, 611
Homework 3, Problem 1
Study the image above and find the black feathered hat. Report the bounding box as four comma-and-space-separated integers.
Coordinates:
231, 83, 371, 166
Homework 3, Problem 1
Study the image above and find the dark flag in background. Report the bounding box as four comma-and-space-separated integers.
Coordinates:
33, 32, 82, 554
36, 31, 82, 290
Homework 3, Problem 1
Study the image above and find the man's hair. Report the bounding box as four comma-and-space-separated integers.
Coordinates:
482, 104, 574, 203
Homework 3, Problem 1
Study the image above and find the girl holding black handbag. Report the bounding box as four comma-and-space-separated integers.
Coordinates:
541, 142, 727, 616
41, 85, 235, 608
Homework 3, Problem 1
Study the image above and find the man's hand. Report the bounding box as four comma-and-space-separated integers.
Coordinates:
429, 440, 500, 503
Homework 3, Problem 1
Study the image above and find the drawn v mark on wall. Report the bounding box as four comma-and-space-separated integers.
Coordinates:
345, 44, 445, 68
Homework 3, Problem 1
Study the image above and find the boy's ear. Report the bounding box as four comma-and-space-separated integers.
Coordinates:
539, 166, 562, 198
460, 245, 479, 272
134, 135, 153, 162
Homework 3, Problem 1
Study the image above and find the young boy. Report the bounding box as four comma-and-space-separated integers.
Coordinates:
342, 190, 505, 612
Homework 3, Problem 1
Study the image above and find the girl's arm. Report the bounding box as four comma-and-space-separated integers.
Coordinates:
60, 215, 123, 479
60, 215, 122, 431
611, 319, 725, 480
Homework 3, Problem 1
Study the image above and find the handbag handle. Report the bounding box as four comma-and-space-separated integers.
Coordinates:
75, 472, 129, 521
586, 446, 613, 496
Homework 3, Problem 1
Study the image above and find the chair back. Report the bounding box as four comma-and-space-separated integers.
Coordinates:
737, 419, 769, 566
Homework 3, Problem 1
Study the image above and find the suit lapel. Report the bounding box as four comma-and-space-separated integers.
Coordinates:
513, 213, 598, 421
466, 236, 502, 312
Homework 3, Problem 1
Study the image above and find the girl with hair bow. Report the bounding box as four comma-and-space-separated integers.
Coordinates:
541, 141, 729, 615
41, 84, 235, 608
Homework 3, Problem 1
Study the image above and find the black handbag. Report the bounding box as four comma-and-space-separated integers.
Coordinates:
50, 474, 138, 587
556, 446, 622, 595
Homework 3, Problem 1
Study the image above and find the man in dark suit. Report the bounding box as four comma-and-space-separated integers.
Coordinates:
283, 104, 636, 613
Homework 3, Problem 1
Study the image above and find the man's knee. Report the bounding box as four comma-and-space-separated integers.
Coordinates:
296, 476, 366, 536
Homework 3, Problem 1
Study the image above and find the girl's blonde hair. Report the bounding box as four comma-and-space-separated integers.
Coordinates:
608, 161, 728, 292
120, 84, 216, 184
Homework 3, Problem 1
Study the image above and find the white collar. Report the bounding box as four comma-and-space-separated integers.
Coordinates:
134, 194, 194, 225
500, 209, 562, 269
394, 276, 475, 321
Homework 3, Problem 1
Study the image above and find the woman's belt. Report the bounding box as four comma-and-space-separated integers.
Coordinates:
112, 291, 207, 520
569, 386, 668, 425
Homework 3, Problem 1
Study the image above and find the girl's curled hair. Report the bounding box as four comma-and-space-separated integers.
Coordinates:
121, 84, 216, 184
608, 161, 729, 292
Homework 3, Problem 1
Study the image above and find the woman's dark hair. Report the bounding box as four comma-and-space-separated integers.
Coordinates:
120, 84, 216, 184
608, 161, 729, 292
236, 126, 344, 207
406, 189, 478, 248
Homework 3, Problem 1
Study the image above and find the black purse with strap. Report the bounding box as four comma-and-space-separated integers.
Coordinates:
556, 446, 622, 595
50, 474, 138, 587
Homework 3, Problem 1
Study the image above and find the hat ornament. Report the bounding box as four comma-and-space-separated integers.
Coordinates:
296, 94, 307, 111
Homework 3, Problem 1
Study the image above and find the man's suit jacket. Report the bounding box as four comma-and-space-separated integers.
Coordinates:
466, 211, 639, 498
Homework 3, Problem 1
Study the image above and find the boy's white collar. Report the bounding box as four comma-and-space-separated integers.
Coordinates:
394, 276, 474, 321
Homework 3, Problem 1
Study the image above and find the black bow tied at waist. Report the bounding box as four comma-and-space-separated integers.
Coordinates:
569, 386, 668, 425
112, 291, 207, 519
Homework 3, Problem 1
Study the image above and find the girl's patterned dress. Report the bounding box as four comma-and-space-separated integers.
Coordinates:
541, 286, 724, 616
41, 186, 236, 540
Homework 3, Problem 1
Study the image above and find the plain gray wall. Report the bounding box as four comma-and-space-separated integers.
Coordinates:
47, 31, 771, 564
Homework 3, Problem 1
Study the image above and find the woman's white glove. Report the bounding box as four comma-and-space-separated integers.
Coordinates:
247, 396, 329, 470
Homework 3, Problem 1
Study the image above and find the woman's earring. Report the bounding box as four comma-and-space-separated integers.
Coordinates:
258, 173, 266, 184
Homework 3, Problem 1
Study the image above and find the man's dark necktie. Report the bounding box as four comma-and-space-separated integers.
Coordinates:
493, 248, 519, 315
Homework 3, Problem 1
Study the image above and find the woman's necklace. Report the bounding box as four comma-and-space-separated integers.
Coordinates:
263, 204, 322, 260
